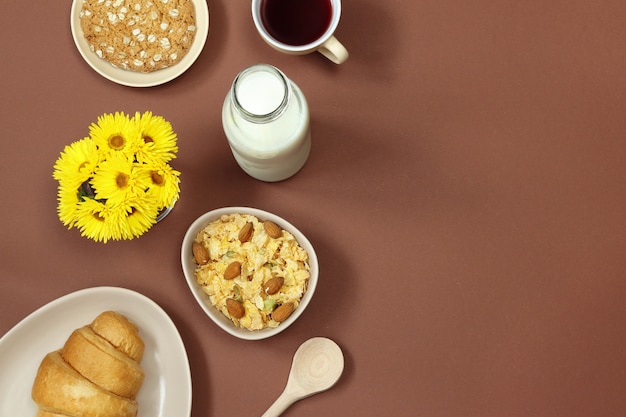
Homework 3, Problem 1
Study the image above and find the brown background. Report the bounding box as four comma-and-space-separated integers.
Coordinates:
1, 1, 625, 416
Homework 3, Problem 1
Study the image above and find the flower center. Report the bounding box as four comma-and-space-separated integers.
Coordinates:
143, 135, 154, 144
151, 170, 165, 186
116, 173, 130, 189
93, 212, 105, 222
108, 134, 126, 150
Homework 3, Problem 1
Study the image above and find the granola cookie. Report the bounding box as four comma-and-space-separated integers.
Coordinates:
80, 0, 197, 73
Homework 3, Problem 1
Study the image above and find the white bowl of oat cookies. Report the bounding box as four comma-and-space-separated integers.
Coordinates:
70, 0, 209, 87
181, 207, 319, 340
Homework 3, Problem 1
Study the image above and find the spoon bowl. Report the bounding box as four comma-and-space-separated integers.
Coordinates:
261, 337, 344, 416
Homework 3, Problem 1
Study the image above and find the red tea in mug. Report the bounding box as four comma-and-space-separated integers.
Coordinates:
260, 0, 333, 46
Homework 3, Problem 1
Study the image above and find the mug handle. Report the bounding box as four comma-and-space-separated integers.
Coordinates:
317, 36, 349, 64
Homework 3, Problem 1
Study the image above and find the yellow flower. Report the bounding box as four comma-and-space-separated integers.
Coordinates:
53, 137, 99, 189
56, 182, 81, 228
74, 198, 122, 243
53, 111, 181, 242
117, 195, 160, 239
89, 112, 141, 159
137, 159, 181, 209
133, 111, 178, 163
90, 153, 150, 204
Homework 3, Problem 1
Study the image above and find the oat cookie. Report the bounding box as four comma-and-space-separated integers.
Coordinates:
80, 0, 197, 73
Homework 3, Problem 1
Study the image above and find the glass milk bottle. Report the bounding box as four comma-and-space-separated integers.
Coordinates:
222, 64, 311, 182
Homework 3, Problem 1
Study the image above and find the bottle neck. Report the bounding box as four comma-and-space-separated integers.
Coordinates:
231, 64, 291, 124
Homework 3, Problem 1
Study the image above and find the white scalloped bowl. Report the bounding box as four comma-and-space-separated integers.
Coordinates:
70, 0, 209, 87
181, 207, 318, 340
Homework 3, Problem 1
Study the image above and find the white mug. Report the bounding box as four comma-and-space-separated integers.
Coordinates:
251, 0, 349, 64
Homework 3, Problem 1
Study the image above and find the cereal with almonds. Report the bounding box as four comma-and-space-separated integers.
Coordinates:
79, 0, 197, 73
193, 214, 310, 330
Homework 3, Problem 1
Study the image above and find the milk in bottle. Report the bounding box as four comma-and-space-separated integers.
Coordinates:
222, 64, 311, 182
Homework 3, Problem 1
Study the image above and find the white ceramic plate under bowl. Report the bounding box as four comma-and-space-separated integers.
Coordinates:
181, 207, 319, 341
70, 0, 209, 87
0, 286, 191, 417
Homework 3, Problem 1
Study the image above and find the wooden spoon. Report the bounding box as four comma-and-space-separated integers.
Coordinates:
261, 337, 344, 416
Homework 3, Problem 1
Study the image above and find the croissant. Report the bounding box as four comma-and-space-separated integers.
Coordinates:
31, 311, 145, 417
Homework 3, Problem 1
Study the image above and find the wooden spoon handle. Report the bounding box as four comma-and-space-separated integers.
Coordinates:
261, 391, 298, 417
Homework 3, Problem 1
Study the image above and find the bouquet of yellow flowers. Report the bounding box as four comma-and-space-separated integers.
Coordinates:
53, 111, 181, 242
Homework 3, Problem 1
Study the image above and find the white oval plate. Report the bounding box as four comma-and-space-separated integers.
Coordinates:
70, 0, 209, 87
0, 286, 192, 417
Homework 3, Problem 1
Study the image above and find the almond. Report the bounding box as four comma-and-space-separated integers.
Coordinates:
271, 302, 294, 322
238, 222, 253, 243
263, 220, 282, 239
226, 298, 245, 319
223, 261, 241, 280
192, 241, 209, 265
263, 276, 284, 295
